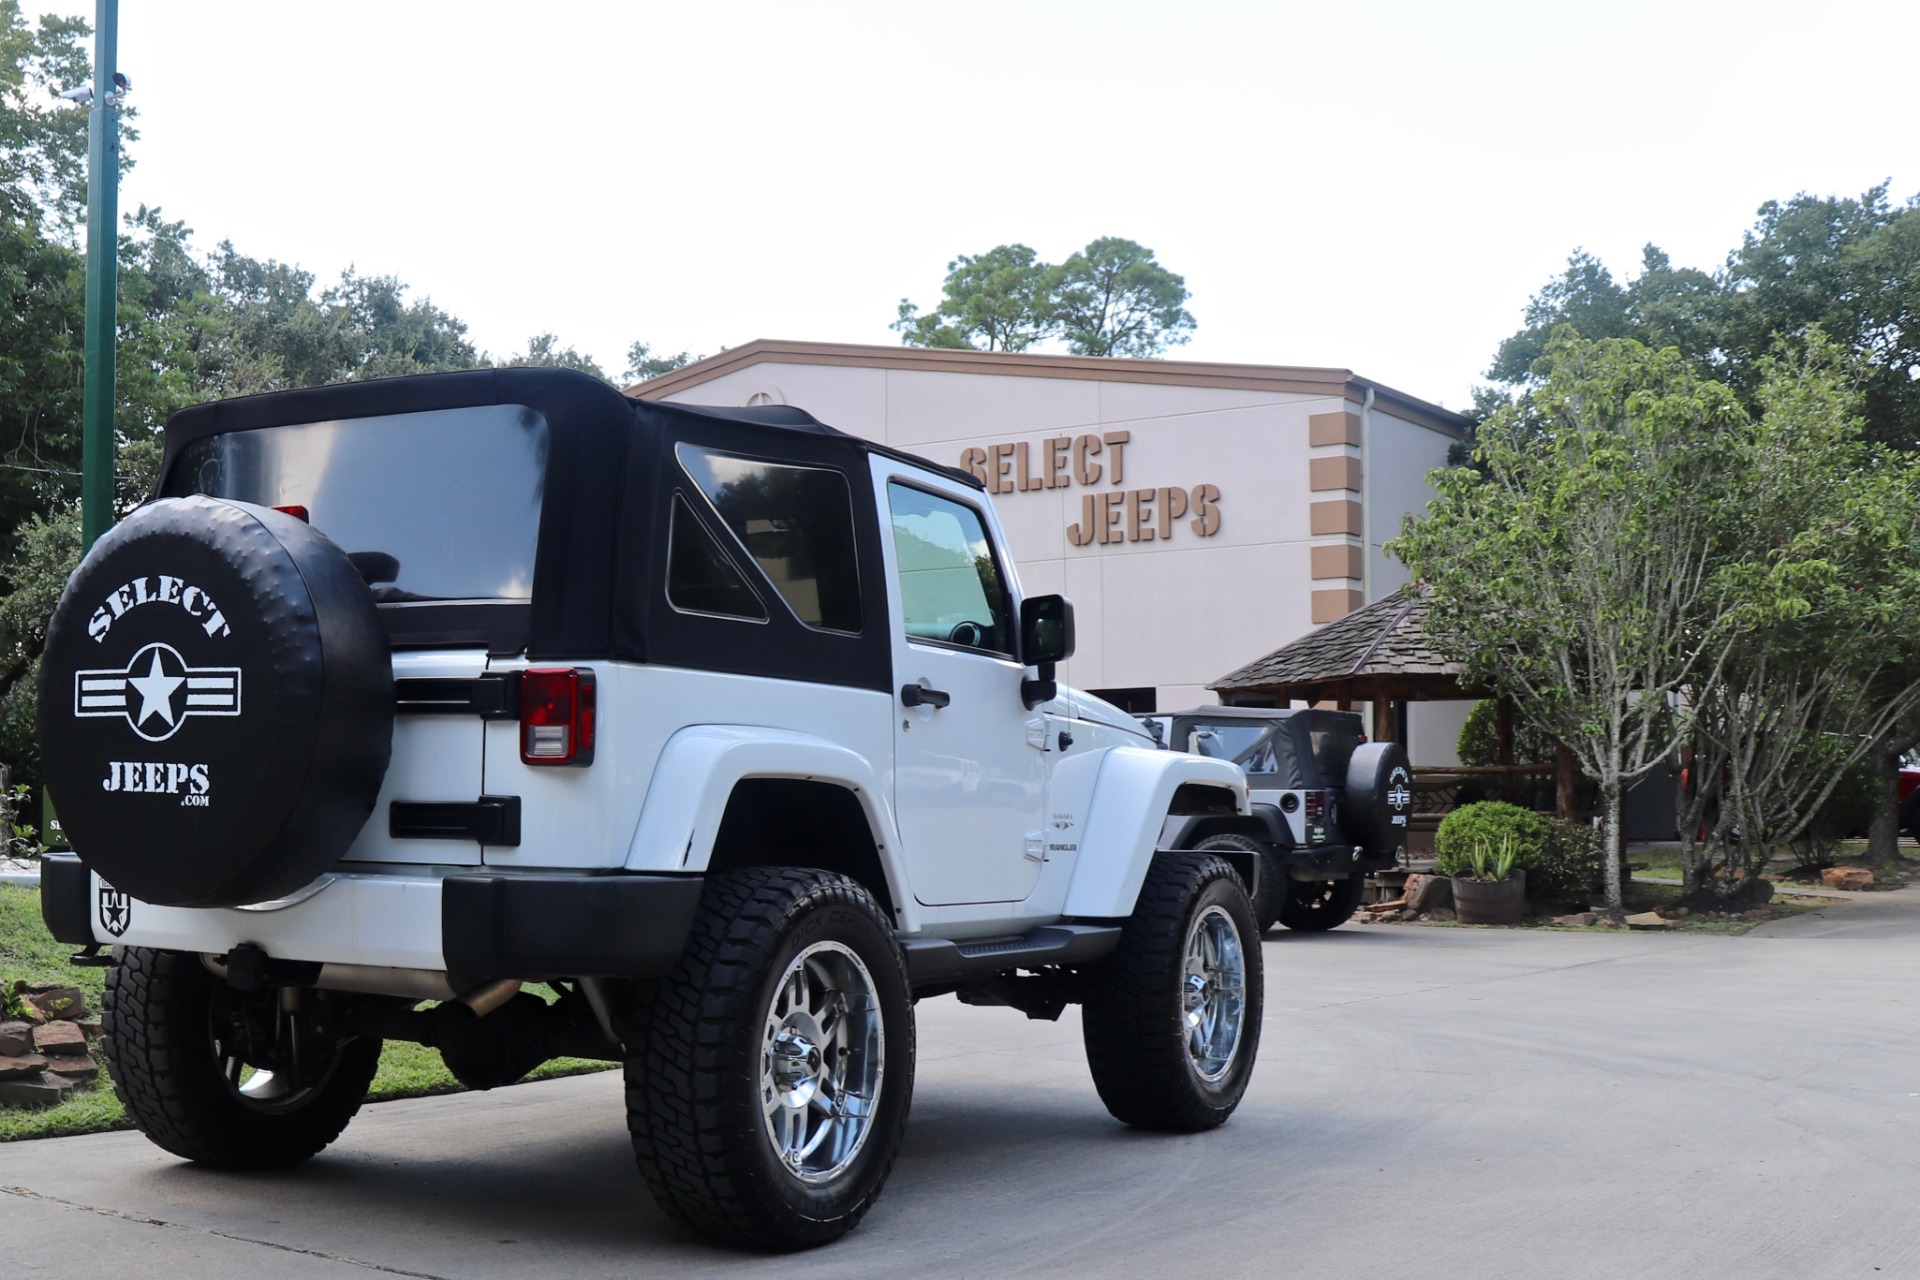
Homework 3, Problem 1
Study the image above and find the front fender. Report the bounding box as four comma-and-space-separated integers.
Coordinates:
1062, 748, 1248, 918
624, 726, 908, 910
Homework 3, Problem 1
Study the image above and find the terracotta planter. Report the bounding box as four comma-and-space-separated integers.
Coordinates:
1451, 869, 1526, 925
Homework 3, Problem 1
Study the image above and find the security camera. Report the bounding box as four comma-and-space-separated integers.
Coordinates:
56, 85, 92, 104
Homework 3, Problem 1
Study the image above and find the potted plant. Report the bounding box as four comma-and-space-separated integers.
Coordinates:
1451, 833, 1527, 925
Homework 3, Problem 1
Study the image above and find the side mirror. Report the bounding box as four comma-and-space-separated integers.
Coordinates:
1019, 594, 1074, 708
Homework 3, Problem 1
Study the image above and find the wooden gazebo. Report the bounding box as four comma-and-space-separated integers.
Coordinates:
1209, 586, 1579, 835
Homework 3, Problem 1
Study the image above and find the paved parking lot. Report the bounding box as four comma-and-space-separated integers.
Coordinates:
6, 893, 1920, 1278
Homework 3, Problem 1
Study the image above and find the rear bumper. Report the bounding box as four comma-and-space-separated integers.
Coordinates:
1277, 844, 1395, 878
40, 852, 703, 979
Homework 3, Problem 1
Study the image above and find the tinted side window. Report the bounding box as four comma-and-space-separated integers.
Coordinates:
665, 495, 767, 621
676, 444, 862, 633
887, 483, 1012, 656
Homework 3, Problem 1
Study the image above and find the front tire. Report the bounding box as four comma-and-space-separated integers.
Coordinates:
629, 869, 914, 1250
1278, 871, 1367, 932
1194, 832, 1282, 934
1082, 852, 1263, 1132
102, 947, 380, 1169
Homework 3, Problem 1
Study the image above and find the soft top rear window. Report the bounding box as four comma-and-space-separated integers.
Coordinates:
163, 405, 548, 603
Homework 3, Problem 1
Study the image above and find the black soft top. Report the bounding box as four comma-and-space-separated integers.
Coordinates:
161, 368, 982, 493
158, 368, 978, 683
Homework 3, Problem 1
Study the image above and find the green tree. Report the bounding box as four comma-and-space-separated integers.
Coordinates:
0, 0, 111, 236
1669, 343, 1920, 888
1052, 236, 1194, 358
1392, 334, 1751, 911
893, 243, 1057, 353
504, 333, 606, 379
1488, 187, 1920, 452
622, 341, 697, 383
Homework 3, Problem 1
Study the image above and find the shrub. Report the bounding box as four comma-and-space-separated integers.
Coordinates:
1434, 802, 1552, 879
1456, 700, 1557, 767
1437, 803, 1604, 907
1533, 820, 1606, 906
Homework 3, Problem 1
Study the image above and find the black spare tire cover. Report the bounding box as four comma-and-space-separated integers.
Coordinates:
37, 496, 394, 907
1344, 741, 1413, 858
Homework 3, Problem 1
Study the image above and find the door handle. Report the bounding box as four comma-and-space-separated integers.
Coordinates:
901, 684, 952, 709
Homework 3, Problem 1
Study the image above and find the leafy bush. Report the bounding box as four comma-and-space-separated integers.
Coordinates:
1436, 802, 1604, 906
1534, 820, 1606, 906
1434, 802, 1552, 878
1788, 756, 1882, 869
1456, 700, 1557, 767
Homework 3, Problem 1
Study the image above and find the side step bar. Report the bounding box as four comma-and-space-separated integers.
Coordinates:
902, 924, 1121, 987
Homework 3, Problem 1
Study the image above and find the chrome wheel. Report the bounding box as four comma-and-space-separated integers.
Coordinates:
209, 992, 344, 1116
1183, 903, 1247, 1082
760, 940, 885, 1184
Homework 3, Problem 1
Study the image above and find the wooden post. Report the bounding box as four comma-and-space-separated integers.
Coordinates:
1555, 741, 1577, 821
1373, 693, 1394, 743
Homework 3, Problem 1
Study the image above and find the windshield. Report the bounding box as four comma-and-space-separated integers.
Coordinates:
163, 405, 549, 602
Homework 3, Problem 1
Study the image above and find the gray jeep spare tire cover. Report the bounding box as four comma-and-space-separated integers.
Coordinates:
1344, 741, 1413, 858
37, 496, 394, 908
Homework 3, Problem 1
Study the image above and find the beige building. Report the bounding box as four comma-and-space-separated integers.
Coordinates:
636, 340, 1473, 763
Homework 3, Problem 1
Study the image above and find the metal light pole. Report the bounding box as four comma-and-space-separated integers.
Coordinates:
80, 0, 120, 552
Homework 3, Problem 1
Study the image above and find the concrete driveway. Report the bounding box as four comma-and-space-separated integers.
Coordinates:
6, 893, 1920, 1278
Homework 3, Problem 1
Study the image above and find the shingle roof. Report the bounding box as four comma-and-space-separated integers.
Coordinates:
1210, 584, 1467, 694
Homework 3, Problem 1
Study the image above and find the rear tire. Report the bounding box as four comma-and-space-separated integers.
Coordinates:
1082, 853, 1262, 1132
1278, 871, 1366, 932
102, 947, 380, 1169
628, 869, 913, 1250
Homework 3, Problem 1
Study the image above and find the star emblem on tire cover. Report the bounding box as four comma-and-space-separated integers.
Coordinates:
73, 642, 242, 742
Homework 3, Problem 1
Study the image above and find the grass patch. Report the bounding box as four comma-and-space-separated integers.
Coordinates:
0, 883, 612, 1143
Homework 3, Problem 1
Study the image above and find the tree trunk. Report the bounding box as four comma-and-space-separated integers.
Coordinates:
1601, 778, 1624, 911
1865, 746, 1902, 866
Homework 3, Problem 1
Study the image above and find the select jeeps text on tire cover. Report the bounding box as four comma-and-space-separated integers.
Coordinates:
37, 368, 1277, 1251
1143, 706, 1413, 934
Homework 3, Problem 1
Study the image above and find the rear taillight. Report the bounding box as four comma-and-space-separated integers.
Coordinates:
1304, 791, 1326, 821
519, 668, 596, 766
273, 504, 310, 522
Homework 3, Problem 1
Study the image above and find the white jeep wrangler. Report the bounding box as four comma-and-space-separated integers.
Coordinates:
38, 369, 1268, 1249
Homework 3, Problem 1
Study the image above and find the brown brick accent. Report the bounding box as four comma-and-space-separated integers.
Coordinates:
1309, 455, 1363, 492
1309, 499, 1363, 536
1308, 410, 1361, 447
1312, 588, 1364, 623
1310, 543, 1365, 581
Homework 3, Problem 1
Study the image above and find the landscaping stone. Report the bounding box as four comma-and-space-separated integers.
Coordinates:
28, 990, 85, 1021
32, 1021, 87, 1056
1366, 897, 1408, 913
1405, 874, 1454, 913
1428, 908, 1456, 922
0, 1075, 72, 1107
76, 1018, 103, 1040
1822, 866, 1876, 891
0, 1052, 50, 1079
0, 1020, 32, 1056
1554, 912, 1599, 926
1625, 911, 1674, 930
44, 1054, 97, 1081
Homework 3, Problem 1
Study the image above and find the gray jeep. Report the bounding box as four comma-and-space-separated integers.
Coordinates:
1143, 706, 1412, 932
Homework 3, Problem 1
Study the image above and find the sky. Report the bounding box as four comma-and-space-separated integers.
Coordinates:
46, 0, 1920, 411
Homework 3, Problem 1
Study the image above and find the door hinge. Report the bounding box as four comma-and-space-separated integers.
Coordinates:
1026, 718, 1049, 751
1025, 832, 1047, 862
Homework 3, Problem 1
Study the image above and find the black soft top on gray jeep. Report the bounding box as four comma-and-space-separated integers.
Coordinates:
1150, 705, 1364, 790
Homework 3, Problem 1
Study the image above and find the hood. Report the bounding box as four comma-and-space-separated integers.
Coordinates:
1060, 687, 1155, 743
